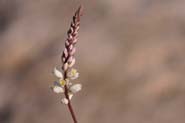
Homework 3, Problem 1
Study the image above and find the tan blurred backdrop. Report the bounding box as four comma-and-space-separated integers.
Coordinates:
0, 0, 185, 123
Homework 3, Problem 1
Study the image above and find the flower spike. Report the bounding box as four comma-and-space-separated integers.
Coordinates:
50, 5, 83, 123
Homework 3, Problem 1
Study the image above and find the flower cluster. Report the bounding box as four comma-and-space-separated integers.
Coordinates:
51, 67, 82, 104
50, 6, 82, 105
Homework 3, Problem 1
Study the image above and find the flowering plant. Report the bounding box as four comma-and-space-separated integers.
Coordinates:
50, 5, 83, 123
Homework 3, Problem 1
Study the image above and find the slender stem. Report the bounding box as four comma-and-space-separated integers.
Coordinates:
64, 71, 78, 123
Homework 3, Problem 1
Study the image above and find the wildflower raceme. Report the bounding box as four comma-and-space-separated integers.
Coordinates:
50, 5, 83, 123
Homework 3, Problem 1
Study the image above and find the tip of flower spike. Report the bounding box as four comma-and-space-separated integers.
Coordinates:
76, 5, 83, 17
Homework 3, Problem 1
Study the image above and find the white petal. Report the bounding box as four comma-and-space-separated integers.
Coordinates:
61, 98, 69, 104
70, 84, 82, 93
53, 67, 63, 79
68, 93, 73, 100
71, 73, 79, 80
67, 69, 79, 80
52, 86, 64, 93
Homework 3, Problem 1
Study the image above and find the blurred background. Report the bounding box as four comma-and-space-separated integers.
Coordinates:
0, 0, 185, 123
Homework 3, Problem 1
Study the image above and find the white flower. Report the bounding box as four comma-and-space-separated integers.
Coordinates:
70, 84, 82, 93
67, 68, 79, 80
53, 67, 63, 79
61, 98, 69, 104
52, 86, 64, 93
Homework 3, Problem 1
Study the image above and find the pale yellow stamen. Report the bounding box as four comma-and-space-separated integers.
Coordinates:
60, 80, 66, 86
71, 69, 77, 75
